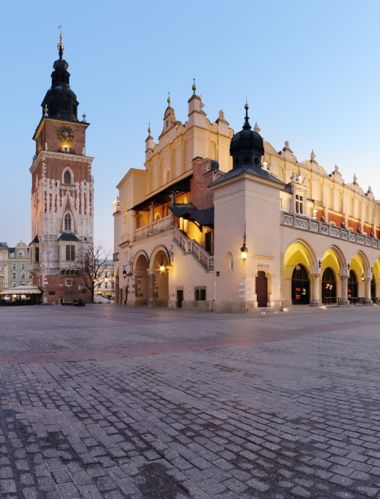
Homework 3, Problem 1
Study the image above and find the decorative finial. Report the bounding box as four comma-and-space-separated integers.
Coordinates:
82, 112, 87, 122
368, 185, 372, 193
192, 78, 196, 95
218, 109, 225, 120
44, 104, 49, 117
243, 100, 251, 129
310, 150, 316, 162
284, 140, 290, 149
353, 173, 357, 184
147, 122, 152, 136
254, 122, 261, 133
334, 164, 339, 173
57, 24, 64, 59
167, 92, 171, 107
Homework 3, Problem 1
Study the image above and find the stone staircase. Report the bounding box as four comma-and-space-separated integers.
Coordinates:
173, 227, 214, 272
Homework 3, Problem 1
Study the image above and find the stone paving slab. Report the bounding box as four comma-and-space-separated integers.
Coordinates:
0, 305, 380, 497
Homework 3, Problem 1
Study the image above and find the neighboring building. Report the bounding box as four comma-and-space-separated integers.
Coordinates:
0, 242, 32, 290
8, 242, 32, 289
29, 34, 94, 304
114, 85, 380, 311
0, 243, 9, 290
94, 260, 115, 300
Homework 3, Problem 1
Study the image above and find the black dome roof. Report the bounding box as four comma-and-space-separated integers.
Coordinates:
41, 43, 79, 122
230, 104, 264, 169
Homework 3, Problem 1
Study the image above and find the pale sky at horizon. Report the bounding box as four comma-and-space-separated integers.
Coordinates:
1, 0, 380, 253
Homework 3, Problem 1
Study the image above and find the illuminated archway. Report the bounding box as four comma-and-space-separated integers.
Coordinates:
291, 264, 310, 304
372, 258, 380, 302
322, 267, 336, 304
320, 245, 346, 304
283, 240, 316, 305
349, 252, 369, 302
150, 246, 170, 307
134, 252, 149, 305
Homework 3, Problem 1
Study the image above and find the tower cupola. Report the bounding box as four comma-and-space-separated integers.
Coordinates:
41, 33, 79, 122
230, 103, 264, 169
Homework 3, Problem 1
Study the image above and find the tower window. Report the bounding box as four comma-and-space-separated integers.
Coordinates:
64, 213, 72, 232
66, 245, 75, 262
35, 247, 39, 263
63, 170, 72, 184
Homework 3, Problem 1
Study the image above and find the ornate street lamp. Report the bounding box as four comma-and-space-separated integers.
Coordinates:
240, 226, 248, 262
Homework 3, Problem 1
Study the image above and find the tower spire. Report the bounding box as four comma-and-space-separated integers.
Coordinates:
243, 100, 251, 130
57, 24, 64, 59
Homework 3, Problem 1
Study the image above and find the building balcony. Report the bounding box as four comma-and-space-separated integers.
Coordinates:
135, 215, 173, 241
281, 211, 380, 249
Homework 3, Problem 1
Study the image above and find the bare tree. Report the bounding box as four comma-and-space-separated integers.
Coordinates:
75, 246, 108, 303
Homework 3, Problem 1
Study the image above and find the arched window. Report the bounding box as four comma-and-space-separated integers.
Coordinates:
64, 213, 72, 232
64, 170, 72, 184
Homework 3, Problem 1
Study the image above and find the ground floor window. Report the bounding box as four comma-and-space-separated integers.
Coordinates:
194, 287, 206, 301
292, 264, 309, 305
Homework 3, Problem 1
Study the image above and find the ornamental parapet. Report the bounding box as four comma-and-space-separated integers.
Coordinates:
135, 215, 173, 241
281, 211, 379, 249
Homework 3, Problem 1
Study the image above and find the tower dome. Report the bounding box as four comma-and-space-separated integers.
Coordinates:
230, 103, 264, 169
41, 33, 79, 122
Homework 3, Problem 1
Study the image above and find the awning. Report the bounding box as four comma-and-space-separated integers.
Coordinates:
170, 203, 214, 227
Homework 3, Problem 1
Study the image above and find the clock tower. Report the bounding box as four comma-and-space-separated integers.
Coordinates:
30, 34, 94, 303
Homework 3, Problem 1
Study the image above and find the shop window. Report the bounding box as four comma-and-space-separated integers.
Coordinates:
194, 287, 206, 301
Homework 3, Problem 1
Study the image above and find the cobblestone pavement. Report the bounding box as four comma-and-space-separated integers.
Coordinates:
1, 305, 380, 498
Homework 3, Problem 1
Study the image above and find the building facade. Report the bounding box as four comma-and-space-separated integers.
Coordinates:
0, 242, 32, 291
29, 35, 94, 304
114, 86, 380, 311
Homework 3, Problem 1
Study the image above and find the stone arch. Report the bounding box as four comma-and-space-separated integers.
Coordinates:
320, 245, 347, 304
348, 251, 370, 302
133, 251, 149, 305
283, 239, 316, 305
372, 257, 380, 301
150, 245, 170, 307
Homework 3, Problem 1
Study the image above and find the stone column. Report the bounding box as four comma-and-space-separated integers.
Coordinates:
339, 275, 349, 306
364, 274, 373, 305
148, 270, 155, 307
310, 273, 320, 307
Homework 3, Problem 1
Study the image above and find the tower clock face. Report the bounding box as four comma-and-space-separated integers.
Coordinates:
57, 126, 74, 143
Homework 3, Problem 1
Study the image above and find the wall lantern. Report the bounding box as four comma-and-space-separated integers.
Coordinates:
240, 226, 248, 262
159, 258, 166, 273
122, 266, 127, 279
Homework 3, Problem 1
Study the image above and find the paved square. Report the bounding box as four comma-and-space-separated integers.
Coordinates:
0, 305, 380, 498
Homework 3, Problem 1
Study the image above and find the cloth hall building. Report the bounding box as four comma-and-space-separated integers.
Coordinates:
114, 87, 380, 312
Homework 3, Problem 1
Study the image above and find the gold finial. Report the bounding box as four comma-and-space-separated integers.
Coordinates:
192, 78, 196, 95
147, 122, 152, 136
57, 24, 64, 59
167, 92, 171, 107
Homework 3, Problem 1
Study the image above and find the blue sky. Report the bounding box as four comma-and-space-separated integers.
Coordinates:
1, 0, 380, 253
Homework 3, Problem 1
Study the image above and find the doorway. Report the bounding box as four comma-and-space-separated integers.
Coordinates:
291, 264, 310, 305
176, 289, 184, 308
256, 271, 268, 307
